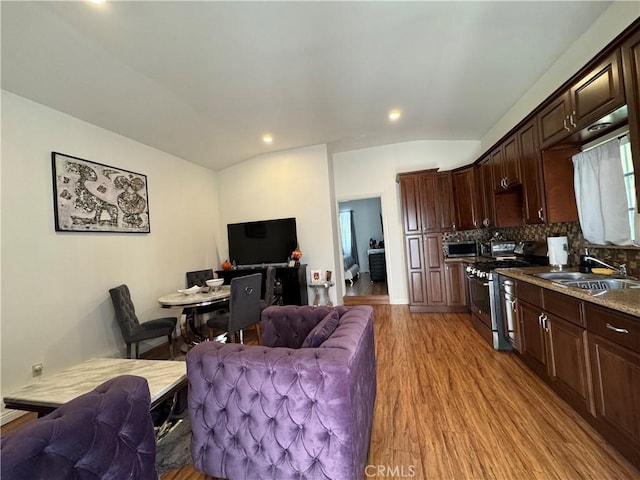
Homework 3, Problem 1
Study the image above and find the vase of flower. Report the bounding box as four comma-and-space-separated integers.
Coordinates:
291, 246, 302, 266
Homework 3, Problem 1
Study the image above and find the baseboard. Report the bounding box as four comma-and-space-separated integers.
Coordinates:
1, 408, 28, 426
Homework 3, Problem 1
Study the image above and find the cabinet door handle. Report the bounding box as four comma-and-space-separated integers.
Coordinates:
452, 223, 456, 230
570, 111, 577, 128
538, 313, 544, 325
605, 323, 629, 334
483, 218, 490, 227
537, 208, 544, 221
509, 299, 517, 312
563, 117, 570, 131
473, 219, 478, 228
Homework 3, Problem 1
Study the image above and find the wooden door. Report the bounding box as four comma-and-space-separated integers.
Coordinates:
452, 167, 478, 230
570, 50, 624, 130
424, 233, 446, 306
519, 119, 546, 224
588, 333, 640, 456
489, 146, 503, 192
404, 235, 427, 306
546, 313, 593, 414
445, 261, 467, 307
538, 91, 571, 149
502, 134, 521, 187
541, 148, 580, 223
399, 174, 423, 235
518, 300, 548, 379
437, 171, 456, 232
419, 171, 441, 233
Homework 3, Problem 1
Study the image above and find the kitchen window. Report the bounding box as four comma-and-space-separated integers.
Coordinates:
573, 130, 637, 246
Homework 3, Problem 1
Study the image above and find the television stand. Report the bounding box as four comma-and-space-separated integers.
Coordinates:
215, 264, 308, 306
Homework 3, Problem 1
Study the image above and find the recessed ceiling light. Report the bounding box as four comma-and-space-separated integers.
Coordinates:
262, 134, 273, 144
389, 109, 401, 121
88, 0, 107, 4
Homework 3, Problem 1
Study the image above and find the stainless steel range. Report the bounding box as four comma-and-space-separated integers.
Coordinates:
466, 241, 548, 350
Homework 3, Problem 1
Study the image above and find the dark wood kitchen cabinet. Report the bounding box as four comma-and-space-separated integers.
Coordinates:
538, 50, 625, 149
452, 166, 481, 230
403, 233, 448, 310
585, 302, 640, 468
476, 158, 495, 228
498, 134, 521, 190
516, 281, 593, 414
424, 233, 447, 308
404, 235, 428, 308
444, 260, 467, 308
518, 119, 546, 224
437, 171, 456, 231
398, 170, 440, 235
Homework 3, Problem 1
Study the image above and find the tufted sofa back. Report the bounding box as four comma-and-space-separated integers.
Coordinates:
186, 305, 376, 480
1, 375, 157, 480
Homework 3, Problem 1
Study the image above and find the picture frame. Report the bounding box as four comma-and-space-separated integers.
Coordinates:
51, 152, 150, 233
310, 269, 322, 283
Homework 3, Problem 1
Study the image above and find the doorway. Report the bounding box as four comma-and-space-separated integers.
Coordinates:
338, 197, 389, 305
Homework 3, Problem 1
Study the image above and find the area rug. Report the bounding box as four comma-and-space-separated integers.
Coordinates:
155, 413, 192, 475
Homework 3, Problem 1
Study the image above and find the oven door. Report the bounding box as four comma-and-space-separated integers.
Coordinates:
467, 274, 491, 327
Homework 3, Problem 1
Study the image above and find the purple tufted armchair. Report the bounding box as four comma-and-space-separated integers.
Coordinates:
186, 305, 376, 480
1, 375, 157, 480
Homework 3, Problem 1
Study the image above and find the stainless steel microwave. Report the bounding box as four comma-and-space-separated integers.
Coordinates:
444, 241, 477, 258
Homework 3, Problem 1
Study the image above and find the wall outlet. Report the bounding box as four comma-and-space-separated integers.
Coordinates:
32, 363, 43, 377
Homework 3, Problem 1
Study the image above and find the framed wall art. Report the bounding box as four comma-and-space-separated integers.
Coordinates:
51, 151, 151, 233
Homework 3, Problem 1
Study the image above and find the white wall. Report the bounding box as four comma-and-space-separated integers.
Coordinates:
482, 1, 639, 151
1, 91, 220, 423
332, 140, 481, 303
216, 144, 339, 305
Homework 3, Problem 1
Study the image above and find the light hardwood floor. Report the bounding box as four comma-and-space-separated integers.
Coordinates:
161, 305, 639, 479
4, 306, 639, 479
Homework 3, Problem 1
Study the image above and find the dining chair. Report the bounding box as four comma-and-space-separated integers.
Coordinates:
206, 273, 262, 344
260, 266, 276, 310
184, 269, 228, 337
109, 284, 177, 359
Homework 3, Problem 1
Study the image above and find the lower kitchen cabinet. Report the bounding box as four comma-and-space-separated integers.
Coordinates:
444, 261, 468, 308
518, 299, 548, 378
517, 282, 593, 414
546, 314, 593, 414
509, 277, 640, 470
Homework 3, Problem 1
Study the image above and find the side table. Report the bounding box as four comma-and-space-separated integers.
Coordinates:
309, 281, 335, 306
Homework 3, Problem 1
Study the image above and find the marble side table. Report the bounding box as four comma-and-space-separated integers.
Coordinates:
309, 281, 335, 306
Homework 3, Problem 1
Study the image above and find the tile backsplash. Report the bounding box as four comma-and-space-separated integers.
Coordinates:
443, 221, 640, 276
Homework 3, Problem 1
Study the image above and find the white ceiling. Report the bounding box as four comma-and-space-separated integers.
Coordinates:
1, 1, 614, 171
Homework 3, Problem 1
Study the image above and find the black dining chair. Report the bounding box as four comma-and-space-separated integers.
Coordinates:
260, 266, 276, 311
109, 284, 177, 359
184, 269, 228, 337
206, 273, 262, 344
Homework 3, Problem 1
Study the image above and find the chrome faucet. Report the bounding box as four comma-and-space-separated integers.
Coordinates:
583, 255, 627, 276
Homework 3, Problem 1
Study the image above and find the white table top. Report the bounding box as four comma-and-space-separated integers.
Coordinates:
158, 286, 230, 306
3, 357, 186, 410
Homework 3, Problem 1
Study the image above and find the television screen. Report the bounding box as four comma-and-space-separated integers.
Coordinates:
227, 217, 297, 266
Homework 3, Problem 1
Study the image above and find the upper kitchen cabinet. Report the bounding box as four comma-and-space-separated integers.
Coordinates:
538, 50, 625, 149
398, 170, 440, 234
476, 158, 495, 228
518, 119, 546, 224
452, 166, 481, 230
437, 171, 456, 232
622, 28, 640, 205
500, 134, 522, 190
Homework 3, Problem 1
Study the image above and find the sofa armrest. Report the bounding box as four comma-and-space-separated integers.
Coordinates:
1, 375, 156, 480
260, 305, 349, 348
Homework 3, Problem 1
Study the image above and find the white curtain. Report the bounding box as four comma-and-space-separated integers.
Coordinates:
339, 211, 353, 257
572, 139, 632, 245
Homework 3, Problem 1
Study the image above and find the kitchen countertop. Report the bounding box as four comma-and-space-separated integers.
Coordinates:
496, 266, 640, 318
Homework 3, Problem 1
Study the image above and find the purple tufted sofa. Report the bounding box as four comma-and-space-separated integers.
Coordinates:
1, 375, 157, 480
186, 305, 376, 480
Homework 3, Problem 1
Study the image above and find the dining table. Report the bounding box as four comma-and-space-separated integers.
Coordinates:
158, 286, 231, 349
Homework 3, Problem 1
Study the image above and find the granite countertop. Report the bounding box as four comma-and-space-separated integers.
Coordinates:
496, 266, 640, 318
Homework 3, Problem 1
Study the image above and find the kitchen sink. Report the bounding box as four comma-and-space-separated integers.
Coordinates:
562, 279, 640, 290
533, 271, 640, 291
533, 272, 604, 281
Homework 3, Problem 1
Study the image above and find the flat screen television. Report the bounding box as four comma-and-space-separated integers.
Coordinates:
227, 217, 297, 267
